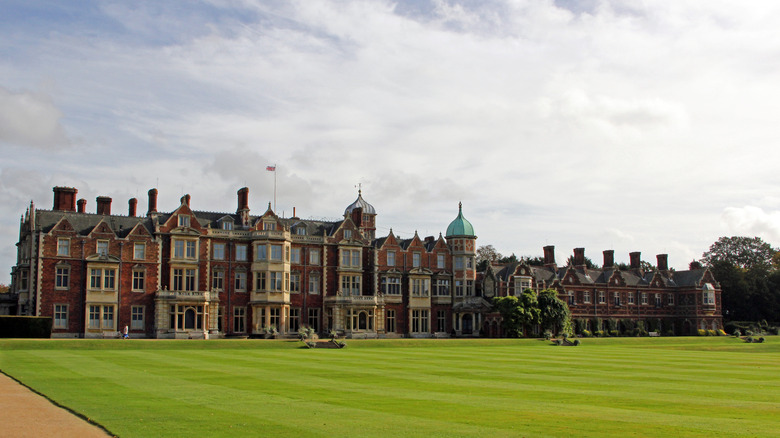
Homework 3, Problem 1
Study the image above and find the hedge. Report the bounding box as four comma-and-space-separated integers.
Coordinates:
0, 316, 52, 338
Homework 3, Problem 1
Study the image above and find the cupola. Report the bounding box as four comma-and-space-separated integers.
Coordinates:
446, 202, 475, 237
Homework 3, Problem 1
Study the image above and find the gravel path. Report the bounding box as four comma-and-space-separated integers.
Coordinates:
0, 372, 113, 437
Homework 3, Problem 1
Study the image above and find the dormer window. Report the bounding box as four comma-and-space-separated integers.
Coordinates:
295, 227, 306, 235
97, 240, 109, 257
703, 284, 715, 305
263, 222, 275, 231
344, 229, 352, 239
222, 221, 233, 230
179, 215, 191, 227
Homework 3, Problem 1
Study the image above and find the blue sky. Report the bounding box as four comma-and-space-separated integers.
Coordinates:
2, 0, 780, 278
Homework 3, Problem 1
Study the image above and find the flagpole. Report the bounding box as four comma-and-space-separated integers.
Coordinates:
273, 163, 277, 212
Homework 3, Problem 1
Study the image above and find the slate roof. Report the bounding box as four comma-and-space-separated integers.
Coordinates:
35, 210, 153, 237
486, 260, 710, 290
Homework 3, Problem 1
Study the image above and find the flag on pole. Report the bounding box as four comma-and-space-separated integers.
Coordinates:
266, 166, 276, 171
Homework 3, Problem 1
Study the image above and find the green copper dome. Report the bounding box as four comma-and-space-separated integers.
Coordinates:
446, 202, 475, 237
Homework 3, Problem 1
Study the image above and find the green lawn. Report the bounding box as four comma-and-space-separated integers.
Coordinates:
1, 337, 778, 437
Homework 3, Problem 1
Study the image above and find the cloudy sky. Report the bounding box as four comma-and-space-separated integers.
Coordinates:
2, 0, 780, 278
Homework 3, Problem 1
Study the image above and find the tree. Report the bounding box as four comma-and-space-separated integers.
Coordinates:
492, 290, 540, 337
476, 245, 502, 271
689, 260, 703, 270
701, 236, 777, 270
0, 284, 9, 294
537, 289, 571, 336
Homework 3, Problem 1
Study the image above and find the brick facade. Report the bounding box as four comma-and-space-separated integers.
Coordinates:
8, 186, 722, 338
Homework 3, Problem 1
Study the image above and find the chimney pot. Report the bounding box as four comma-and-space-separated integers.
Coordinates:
573, 247, 585, 267
96, 196, 112, 215
147, 188, 158, 214
630, 252, 641, 269
52, 186, 78, 212
129, 198, 137, 217
603, 250, 615, 268
77, 198, 86, 213
656, 254, 668, 271
543, 245, 556, 268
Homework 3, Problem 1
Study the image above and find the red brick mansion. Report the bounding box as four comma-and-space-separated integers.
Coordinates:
7, 186, 722, 338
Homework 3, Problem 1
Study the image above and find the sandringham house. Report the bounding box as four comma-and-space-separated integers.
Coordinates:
8, 186, 722, 338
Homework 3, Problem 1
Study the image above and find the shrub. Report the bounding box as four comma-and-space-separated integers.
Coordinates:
697, 329, 707, 336
594, 330, 604, 337
717, 329, 728, 336
758, 337, 765, 343
619, 319, 636, 335
707, 330, 717, 336
745, 330, 754, 336
543, 330, 553, 340
573, 339, 580, 346
0, 316, 52, 338
746, 336, 753, 343
582, 330, 592, 337
554, 339, 562, 346
609, 330, 619, 337
769, 327, 779, 335
734, 329, 741, 337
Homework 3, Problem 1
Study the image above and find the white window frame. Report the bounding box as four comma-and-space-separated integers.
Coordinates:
235, 244, 248, 261
309, 249, 321, 265
133, 243, 145, 260
131, 306, 144, 330
213, 243, 225, 260
57, 238, 70, 257
55, 266, 70, 289
54, 304, 68, 329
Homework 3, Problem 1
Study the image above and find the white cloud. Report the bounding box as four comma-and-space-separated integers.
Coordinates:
721, 206, 780, 245
0, 87, 69, 149
1, 0, 780, 272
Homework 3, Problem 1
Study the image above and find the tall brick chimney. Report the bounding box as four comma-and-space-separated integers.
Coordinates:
543, 245, 556, 268
52, 187, 77, 212
656, 254, 668, 271
630, 251, 641, 269
147, 189, 158, 215
573, 248, 585, 268
237, 187, 250, 226
96, 196, 112, 215
77, 198, 86, 213
181, 194, 191, 207
128, 198, 137, 217
603, 250, 615, 268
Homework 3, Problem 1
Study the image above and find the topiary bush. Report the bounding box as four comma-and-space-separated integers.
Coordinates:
573, 339, 580, 346
582, 329, 592, 337
746, 336, 753, 343
734, 329, 741, 337
758, 337, 765, 343
543, 330, 553, 340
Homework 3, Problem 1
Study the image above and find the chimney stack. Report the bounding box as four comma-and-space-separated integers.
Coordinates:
543, 245, 556, 268
573, 248, 585, 268
656, 254, 668, 271
52, 187, 78, 212
181, 194, 191, 207
603, 250, 614, 268
129, 198, 137, 217
147, 188, 158, 215
237, 187, 250, 226
96, 196, 112, 215
630, 252, 641, 269
77, 198, 86, 213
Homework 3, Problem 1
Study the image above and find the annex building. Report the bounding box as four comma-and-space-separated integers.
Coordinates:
8, 186, 722, 338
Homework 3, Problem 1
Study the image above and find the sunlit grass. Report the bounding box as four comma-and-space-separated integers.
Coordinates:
1, 337, 777, 437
